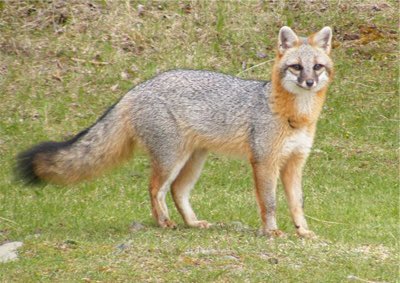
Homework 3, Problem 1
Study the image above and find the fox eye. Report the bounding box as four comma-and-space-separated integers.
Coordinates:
313, 64, 324, 71
289, 64, 303, 71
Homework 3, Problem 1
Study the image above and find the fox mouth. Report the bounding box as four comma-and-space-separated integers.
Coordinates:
296, 83, 314, 90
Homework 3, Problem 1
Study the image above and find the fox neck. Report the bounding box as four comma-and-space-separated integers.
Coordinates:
270, 65, 327, 130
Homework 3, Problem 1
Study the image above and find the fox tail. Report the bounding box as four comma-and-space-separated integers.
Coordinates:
15, 100, 135, 185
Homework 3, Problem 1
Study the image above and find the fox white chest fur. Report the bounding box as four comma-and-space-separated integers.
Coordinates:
294, 91, 316, 115
282, 129, 313, 156
282, 87, 316, 156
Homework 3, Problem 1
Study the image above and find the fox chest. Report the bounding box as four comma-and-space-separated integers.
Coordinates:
281, 129, 313, 156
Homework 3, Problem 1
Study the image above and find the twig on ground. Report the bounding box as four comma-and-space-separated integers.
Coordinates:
0, 216, 18, 225
236, 59, 274, 76
347, 275, 388, 283
305, 214, 346, 225
71, 57, 110, 65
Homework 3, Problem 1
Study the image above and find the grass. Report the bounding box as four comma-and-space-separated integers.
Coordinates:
0, 0, 398, 282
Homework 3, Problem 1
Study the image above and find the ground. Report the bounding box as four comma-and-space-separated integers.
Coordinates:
0, 1, 398, 282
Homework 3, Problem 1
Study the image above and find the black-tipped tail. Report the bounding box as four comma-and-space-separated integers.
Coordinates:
15, 100, 135, 186
15, 129, 89, 185
16, 142, 55, 185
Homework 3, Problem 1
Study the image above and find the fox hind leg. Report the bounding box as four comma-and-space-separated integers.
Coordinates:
149, 154, 190, 228
171, 149, 210, 228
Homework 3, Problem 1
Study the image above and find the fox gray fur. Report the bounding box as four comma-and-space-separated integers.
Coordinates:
16, 26, 334, 238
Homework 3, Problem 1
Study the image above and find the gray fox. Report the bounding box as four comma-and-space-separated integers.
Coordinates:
16, 26, 333, 238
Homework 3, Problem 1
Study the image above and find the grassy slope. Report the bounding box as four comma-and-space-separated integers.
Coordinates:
0, 1, 398, 282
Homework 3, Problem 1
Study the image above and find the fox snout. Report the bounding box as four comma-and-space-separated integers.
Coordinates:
291, 66, 318, 90
297, 70, 318, 90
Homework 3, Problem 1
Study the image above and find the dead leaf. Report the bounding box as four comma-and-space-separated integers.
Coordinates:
182, 4, 192, 14
332, 40, 341, 49
120, 71, 129, 80
110, 83, 119, 91
343, 33, 360, 41
52, 70, 63, 82
358, 25, 383, 45
137, 4, 145, 16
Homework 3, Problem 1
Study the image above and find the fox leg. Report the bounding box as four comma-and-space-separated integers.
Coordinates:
149, 155, 190, 228
251, 161, 284, 237
171, 149, 209, 228
280, 154, 315, 238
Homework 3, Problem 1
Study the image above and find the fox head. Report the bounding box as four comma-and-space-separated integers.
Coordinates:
273, 26, 334, 95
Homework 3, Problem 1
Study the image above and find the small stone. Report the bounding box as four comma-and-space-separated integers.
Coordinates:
129, 221, 145, 232
256, 52, 267, 58
371, 5, 382, 11
230, 221, 250, 232
223, 255, 239, 261
256, 228, 265, 237
58, 240, 78, 251
0, 241, 23, 263
268, 257, 279, 264
120, 71, 129, 80
116, 243, 130, 251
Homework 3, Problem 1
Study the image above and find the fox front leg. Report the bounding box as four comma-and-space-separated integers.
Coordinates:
251, 161, 285, 238
280, 154, 316, 238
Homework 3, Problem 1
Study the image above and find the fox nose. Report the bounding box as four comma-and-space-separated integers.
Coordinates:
306, 79, 314, 87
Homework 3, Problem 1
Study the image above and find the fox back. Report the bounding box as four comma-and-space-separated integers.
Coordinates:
128, 70, 277, 159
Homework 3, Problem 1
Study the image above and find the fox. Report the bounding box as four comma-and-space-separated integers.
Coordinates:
16, 26, 333, 238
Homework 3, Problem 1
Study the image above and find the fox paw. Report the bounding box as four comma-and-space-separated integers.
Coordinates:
296, 228, 316, 239
262, 229, 286, 238
187, 220, 211, 229
159, 219, 177, 229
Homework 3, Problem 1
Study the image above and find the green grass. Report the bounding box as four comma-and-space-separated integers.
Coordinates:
0, 1, 398, 282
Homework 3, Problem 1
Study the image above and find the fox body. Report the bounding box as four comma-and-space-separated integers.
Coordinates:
16, 27, 333, 238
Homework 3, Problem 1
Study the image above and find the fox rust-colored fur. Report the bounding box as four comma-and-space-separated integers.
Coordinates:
16, 26, 334, 238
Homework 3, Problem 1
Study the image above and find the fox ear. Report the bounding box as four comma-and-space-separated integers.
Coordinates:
312, 26, 332, 54
278, 26, 299, 54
